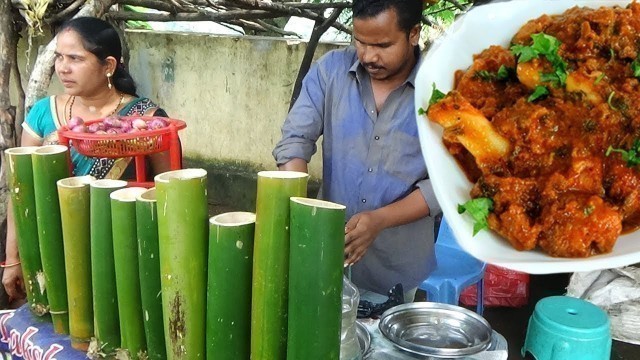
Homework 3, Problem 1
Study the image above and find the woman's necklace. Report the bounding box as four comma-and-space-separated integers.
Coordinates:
67, 92, 125, 122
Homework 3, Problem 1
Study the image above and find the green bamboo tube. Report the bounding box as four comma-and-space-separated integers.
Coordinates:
4, 146, 48, 316
90, 179, 127, 356
251, 170, 308, 360
135, 188, 166, 360
287, 197, 345, 360
57, 175, 96, 351
32, 145, 70, 334
206, 212, 256, 360
155, 169, 208, 360
111, 187, 148, 359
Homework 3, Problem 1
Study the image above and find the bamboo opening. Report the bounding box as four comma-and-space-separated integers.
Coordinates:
5, 146, 39, 155
290, 197, 346, 210
32, 145, 68, 155
57, 175, 95, 188
257, 170, 308, 179
136, 187, 157, 202
154, 168, 207, 183
110, 187, 148, 202
91, 179, 128, 189
210, 212, 256, 226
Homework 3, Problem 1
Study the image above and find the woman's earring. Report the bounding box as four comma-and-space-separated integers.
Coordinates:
106, 72, 113, 89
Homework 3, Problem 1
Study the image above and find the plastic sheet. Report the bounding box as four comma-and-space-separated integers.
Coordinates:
341, 276, 362, 360
566, 266, 640, 345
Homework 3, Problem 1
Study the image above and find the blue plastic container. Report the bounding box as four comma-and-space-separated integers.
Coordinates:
522, 296, 611, 360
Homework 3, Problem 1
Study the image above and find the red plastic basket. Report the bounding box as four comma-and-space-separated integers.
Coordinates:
58, 116, 186, 158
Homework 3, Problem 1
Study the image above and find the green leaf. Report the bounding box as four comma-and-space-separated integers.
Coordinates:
496, 65, 511, 80
428, 83, 446, 108
418, 107, 426, 116
474, 70, 494, 81
510, 44, 538, 63
607, 91, 617, 110
458, 197, 494, 236
528, 86, 549, 102
530, 33, 561, 55
632, 56, 640, 78
606, 139, 640, 167
511, 33, 568, 86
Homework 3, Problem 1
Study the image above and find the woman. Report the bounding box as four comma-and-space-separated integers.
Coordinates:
2, 17, 172, 301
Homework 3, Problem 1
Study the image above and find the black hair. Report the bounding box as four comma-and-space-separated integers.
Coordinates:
352, 0, 423, 35
60, 17, 137, 96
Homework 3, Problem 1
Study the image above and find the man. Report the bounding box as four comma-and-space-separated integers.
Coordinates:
272, 0, 440, 303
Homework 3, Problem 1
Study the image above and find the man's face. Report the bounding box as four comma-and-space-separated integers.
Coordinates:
353, 8, 419, 82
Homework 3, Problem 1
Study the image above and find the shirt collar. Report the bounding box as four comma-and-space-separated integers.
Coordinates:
348, 46, 421, 88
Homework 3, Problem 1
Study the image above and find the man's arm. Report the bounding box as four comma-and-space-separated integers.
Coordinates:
278, 158, 308, 173
344, 188, 430, 265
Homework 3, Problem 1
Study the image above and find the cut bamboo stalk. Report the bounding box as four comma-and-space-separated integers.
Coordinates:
155, 169, 208, 360
287, 197, 345, 360
207, 212, 256, 360
57, 175, 96, 351
89, 179, 127, 356
32, 145, 70, 334
135, 188, 166, 360
4, 146, 48, 316
251, 170, 308, 360
111, 187, 148, 359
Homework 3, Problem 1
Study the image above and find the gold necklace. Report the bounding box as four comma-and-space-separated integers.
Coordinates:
67, 92, 125, 122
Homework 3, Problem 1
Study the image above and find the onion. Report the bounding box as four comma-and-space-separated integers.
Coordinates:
95, 130, 107, 135
132, 118, 147, 129
71, 124, 87, 133
106, 128, 124, 134
121, 120, 133, 132
148, 118, 168, 130
127, 128, 140, 133
87, 123, 104, 133
67, 116, 84, 129
103, 116, 122, 129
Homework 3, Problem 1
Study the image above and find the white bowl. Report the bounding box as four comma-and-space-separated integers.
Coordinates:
415, 0, 638, 274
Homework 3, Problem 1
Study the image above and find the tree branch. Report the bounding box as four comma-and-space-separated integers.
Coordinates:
443, 0, 467, 11
107, 9, 285, 22
119, 0, 186, 13
289, 8, 343, 109
48, 0, 87, 23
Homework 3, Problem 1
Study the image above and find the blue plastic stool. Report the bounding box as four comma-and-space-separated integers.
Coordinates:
418, 217, 486, 315
522, 296, 611, 360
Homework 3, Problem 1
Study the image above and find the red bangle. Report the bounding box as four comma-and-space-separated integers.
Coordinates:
0, 261, 21, 268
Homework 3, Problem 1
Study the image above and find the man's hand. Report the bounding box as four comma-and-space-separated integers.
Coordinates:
2, 264, 26, 302
344, 211, 385, 265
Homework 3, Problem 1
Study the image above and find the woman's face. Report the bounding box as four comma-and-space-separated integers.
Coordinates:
54, 29, 110, 96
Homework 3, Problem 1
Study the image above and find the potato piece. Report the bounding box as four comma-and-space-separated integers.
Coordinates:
516, 59, 543, 90
565, 70, 603, 105
428, 91, 511, 166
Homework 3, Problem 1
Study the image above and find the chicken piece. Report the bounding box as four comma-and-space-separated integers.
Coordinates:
541, 155, 605, 203
538, 193, 621, 257
428, 91, 512, 170
604, 158, 640, 226
455, 46, 526, 118
471, 175, 541, 250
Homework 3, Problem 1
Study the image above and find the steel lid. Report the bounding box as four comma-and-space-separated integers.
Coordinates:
378, 302, 492, 358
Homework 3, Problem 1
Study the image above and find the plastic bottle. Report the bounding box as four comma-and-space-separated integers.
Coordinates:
340, 275, 362, 360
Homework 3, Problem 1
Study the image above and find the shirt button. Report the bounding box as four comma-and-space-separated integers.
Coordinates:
368, 168, 373, 172
374, 136, 380, 140
361, 199, 367, 203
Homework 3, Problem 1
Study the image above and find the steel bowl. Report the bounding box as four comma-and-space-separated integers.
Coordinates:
378, 302, 492, 358
356, 320, 371, 356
